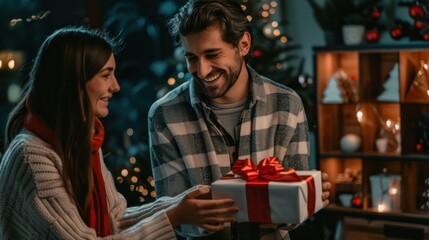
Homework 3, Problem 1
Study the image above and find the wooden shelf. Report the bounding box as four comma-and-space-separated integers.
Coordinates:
318, 152, 429, 161
313, 46, 429, 225
320, 204, 429, 226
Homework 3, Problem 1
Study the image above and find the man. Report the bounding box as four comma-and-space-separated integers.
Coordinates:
148, 0, 331, 239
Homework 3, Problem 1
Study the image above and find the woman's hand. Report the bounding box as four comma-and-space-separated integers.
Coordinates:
166, 186, 239, 232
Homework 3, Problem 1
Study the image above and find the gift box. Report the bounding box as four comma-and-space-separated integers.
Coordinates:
211, 158, 323, 224
370, 174, 401, 211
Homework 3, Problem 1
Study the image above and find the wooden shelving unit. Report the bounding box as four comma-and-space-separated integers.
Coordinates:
313, 45, 429, 238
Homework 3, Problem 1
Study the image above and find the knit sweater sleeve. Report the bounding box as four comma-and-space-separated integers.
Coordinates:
0, 132, 178, 240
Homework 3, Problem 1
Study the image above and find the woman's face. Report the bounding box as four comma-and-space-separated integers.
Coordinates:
85, 54, 120, 118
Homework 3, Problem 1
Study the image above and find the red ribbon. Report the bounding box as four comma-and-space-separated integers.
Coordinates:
231, 157, 316, 223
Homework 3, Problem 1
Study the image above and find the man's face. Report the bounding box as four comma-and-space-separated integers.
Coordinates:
181, 25, 250, 104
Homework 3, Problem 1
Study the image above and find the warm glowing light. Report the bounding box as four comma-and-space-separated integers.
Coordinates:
261, 11, 269, 18
241, 5, 247, 11
424, 64, 428, 70
121, 169, 129, 177
167, 77, 176, 85
356, 110, 363, 122
130, 185, 135, 191
394, 123, 400, 131
386, 119, 392, 128
150, 191, 156, 198
271, 21, 278, 27
133, 167, 140, 173
8, 60, 15, 69
129, 156, 136, 164
0, 60, 2, 69
139, 197, 145, 202
273, 29, 281, 36
263, 27, 272, 36
247, 15, 253, 22
116, 176, 123, 183
127, 128, 134, 136
389, 187, 398, 195
271, 1, 278, 7
10, 19, 23, 27
269, 9, 276, 14
378, 203, 386, 212
262, 4, 269, 10
142, 189, 149, 196
280, 36, 288, 43
18, 10, 52, 23
131, 176, 138, 183
275, 63, 282, 69
427, 90, 429, 96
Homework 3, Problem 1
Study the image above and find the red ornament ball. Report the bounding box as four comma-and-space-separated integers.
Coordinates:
371, 8, 381, 19
416, 143, 423, 152
390, 27, 403, 40
253, 49, 263, 58
415, 20, 427, 29
424, 34, 429, 41
409, 3, 425, 18
365, 29, 380, 43
351, 194, 362, 207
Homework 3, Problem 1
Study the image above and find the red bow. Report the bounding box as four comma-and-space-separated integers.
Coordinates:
229, 157, 316, 222
232, 157, 302, 182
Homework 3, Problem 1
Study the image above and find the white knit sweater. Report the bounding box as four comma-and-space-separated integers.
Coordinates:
0, 130, 188, 239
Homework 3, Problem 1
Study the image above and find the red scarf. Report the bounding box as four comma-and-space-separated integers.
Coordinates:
24, 109, 110, 237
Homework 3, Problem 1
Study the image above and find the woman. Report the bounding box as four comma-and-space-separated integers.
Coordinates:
0, 26, 237, 239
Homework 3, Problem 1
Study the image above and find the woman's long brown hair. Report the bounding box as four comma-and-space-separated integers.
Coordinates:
5, 26, 119, 221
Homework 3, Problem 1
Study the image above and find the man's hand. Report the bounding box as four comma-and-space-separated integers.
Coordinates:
321, 172, 331, 207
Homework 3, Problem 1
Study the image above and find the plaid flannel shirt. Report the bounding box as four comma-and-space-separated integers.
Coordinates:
148, 66, 310, 198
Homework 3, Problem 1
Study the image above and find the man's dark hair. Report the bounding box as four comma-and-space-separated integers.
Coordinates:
167, 0, 253, 60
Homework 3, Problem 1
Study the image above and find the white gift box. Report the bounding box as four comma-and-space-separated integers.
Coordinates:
212, 170, 323, 224
370, 174, 401, 211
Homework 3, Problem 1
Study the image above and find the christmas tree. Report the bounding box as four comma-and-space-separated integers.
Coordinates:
102, 0, 188, 206
377, 63, 400, 102
244, 0, 314, 125
322, 77, 344, 103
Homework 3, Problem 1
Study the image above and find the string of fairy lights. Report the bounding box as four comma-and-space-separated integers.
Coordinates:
2, 11, 51, 105
9, 10, 51, 27
115, 154, 156, 202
